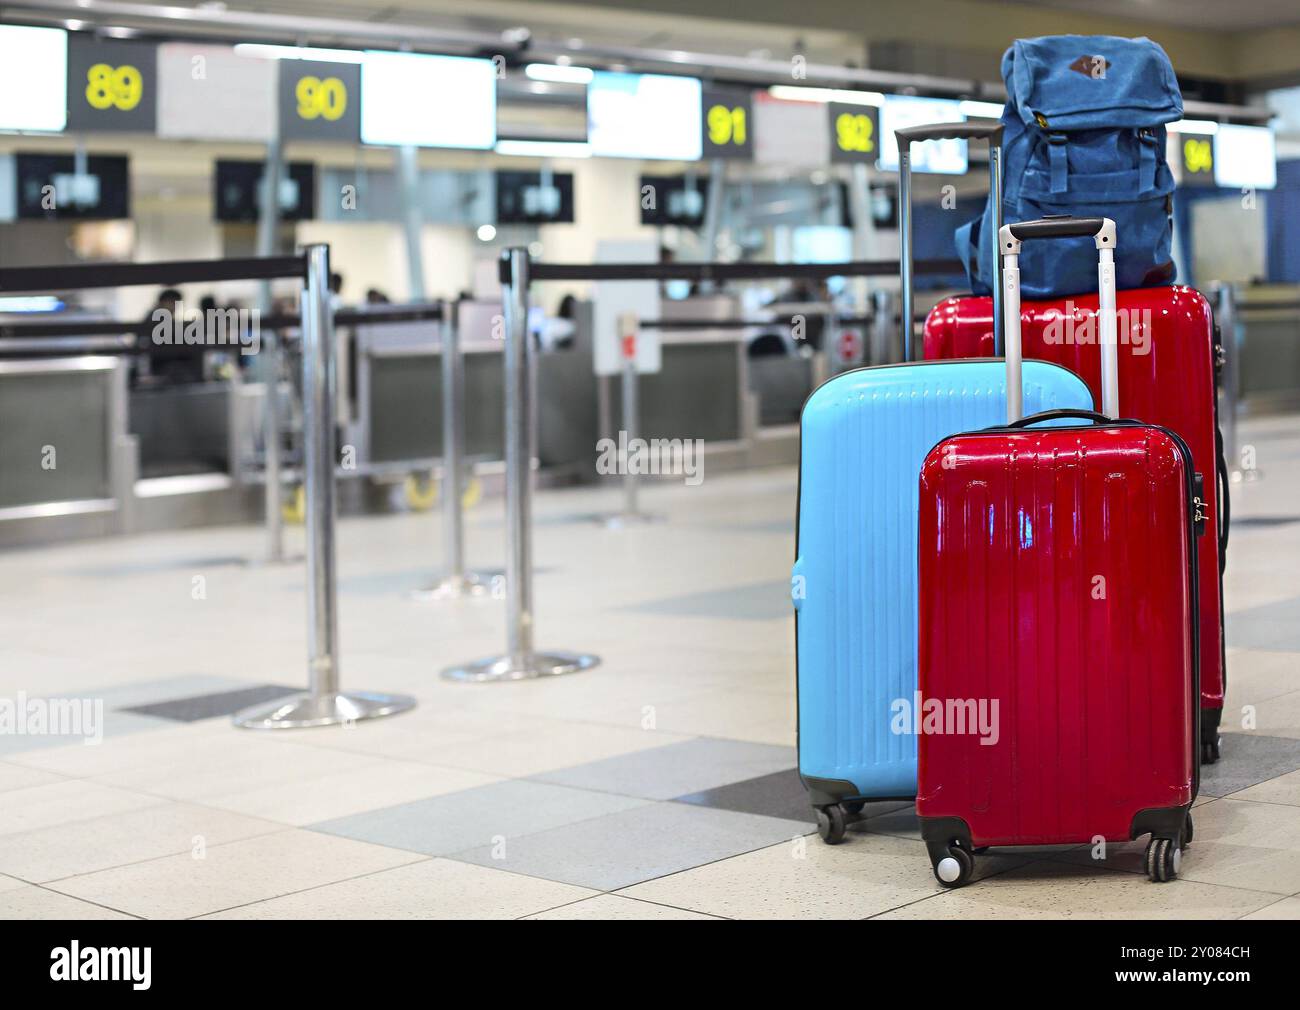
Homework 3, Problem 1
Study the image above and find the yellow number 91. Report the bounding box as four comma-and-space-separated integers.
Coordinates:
296, 76, 347, 122
85, 63, 143, 112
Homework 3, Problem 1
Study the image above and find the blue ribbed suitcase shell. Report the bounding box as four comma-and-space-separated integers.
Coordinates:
794, 359, 1094, 804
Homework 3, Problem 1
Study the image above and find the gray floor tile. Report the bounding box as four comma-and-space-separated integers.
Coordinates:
120, 684, 299, 722
1199, 733, 1300, 797
534, 737, 796, 801
309, 779, 649, 857
629, 580, 789, 621
450, 801, 810, 891
1226, 595, 1300, 651
675, 768, 813, 821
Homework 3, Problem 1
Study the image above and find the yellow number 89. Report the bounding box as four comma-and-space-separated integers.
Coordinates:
296, 76, 347, 122
85, 63, 143, 112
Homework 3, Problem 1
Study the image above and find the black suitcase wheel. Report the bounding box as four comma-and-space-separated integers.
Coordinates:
1145, 837, 1182, 883
1183, 813, 1194, 848
1201, 737, 1221, 765
933, 845, 974, 888
842, 799, 866, 815
816, 804, 847, 845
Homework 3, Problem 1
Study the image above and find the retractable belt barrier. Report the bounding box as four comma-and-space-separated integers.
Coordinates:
0, 250, 416, 730
442, 250, 964, 685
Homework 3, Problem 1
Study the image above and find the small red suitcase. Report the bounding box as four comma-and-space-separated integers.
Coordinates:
923, 285, 1227, 763
916, 216, 1202, 887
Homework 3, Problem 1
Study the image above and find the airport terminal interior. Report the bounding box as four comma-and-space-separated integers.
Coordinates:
0, 0, 1298, 922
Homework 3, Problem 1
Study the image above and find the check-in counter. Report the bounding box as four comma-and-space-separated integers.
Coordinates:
1237, 284, 1300, 413
0, 356, 134, 544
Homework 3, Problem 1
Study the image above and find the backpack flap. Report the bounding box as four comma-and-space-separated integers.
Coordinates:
1005, 34, 1183, 132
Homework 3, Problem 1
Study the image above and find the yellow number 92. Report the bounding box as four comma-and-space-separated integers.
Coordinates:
836, 112, 874, 154
85, 63, 143, 112
296, 75, 348, 122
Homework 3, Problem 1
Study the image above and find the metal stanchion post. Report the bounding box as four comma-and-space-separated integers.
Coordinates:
1217, 284, 1257, 483
260, 328, 293, 564
442, 248, 600, 682
598, 313, 659, 527
413, 299, 493, 599
236, 245, 417, 728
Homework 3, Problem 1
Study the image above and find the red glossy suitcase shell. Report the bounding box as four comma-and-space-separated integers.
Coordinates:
916, 423, 1198, 846
922, 287, 1225, 728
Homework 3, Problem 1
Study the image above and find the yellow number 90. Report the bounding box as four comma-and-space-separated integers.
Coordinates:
296, 75, 348, 122
85, 63, 143, 112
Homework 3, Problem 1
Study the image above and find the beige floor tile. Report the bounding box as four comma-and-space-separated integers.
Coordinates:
1231, 769, 1300, 807
92, 735, 390, 803
874, 860, 1279, 919
0, 780, 163, 838
0, 761, 66, 794
409, 721, 693, 778
620, 832, 1026, 920
1241, 896, 1300, 920
0, 802, 282, 883
1191, 796, 1300, 850
197, 858, 595, 920
200, 759, 502, 826
525, 894, 722, 920
1245, 689, 1300, 740
1224, 649, 1300, 709
0, 879, 134, 920
1049, 834, 1300, 896
47, 829, 423, 919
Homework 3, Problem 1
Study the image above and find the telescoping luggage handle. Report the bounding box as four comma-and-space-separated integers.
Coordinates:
896, 121, 1004, 362
998, 215, 1118, 423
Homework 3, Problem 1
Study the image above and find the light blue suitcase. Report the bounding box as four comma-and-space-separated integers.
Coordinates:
794, 359, 1094, 841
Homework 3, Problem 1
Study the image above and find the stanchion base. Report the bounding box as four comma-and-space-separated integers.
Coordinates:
232, 690, 417, 729
410, 572, 496, 601
441, 650, 601, 683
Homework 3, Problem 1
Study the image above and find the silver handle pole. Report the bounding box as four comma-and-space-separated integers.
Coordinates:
442, 299, 466, 580
262, 329, 284, 563
503, 248, 535, 667
898, 144, 914, 363
1002, 251, 1023, 423
1218, 284, 1242, 476
988, 145, 1005, 355
302, 244, 340, 697
1098, 247, 1120, 419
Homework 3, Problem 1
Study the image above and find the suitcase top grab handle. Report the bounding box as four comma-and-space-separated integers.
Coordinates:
998, 215, 1119, 423
894, 122, 1004, 145
1004, 216, 1115, 249
899, 121, 1005, 362
1004, 408, 1127, 428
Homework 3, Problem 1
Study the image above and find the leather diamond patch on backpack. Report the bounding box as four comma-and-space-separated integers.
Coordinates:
1068, 54, 1111, 78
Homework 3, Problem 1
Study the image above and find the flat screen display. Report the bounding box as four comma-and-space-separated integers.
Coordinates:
496, 171, 575, 224
16, 154, 129, 219
0, 25, 67, 133
214, 160, 316, 222
639, 174, 706, 226
360, 52, 496, 149
588, 72, 702, 161
877, 95, 967, 175
1214, 124, 1277, 190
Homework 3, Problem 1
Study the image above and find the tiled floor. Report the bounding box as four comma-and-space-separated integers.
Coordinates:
0, 414, 1296, 920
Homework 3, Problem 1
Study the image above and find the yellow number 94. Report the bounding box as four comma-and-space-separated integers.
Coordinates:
296, 76, 348, 122
85, 63, 143, 112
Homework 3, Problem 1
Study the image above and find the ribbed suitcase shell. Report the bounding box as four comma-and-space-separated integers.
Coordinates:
794, 360, 1094, 804
916, 423, 1197, 845
922, 286, 1225, 724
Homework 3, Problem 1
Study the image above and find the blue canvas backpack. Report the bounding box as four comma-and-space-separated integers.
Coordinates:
957, 35, 1183, 299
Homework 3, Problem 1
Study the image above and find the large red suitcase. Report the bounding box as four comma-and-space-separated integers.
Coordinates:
916, 216, 1201, 887
923, 285, 1227, 763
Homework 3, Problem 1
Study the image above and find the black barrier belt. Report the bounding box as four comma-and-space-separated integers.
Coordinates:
638, 314, 874, 330
504, 257, 966, 284
0, 303, 445, 348
0, 255, 310, 295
